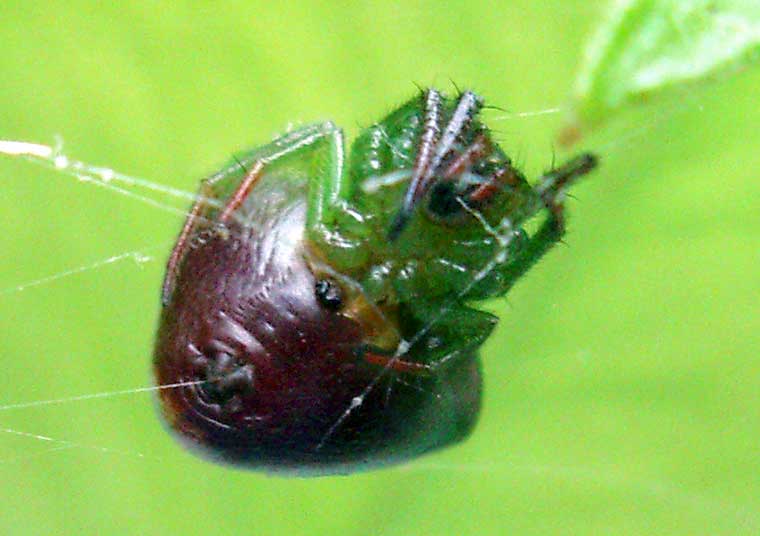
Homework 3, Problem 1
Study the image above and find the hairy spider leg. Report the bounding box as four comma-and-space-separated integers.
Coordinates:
163, 123, 351, 306
441, 133, 491, 179
535, 153, 598, 228
402, 90, 443, 208
491, 153, 599, 295
389, 90, 485, 240
428, 90, 484, 175
468, 168, 506, 204
162, 181, 214, 304
303, 123, 352, 231
435, 130, 517, 207
356, 344, 433, 375
468, 165, 523, 204
388, 89, 442, 240
462, 135, 528, 205
218, 160, 265, 223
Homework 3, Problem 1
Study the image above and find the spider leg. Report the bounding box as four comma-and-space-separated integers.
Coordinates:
467, 167, 512, 204
495, 152, 598, 293
388, 89, 442, 239
496, 215, 566, 294
164, 123, 346, 305
218, 161, 265, 223
364, 352, 432, 375
389, 90, 485, 239
161, 181, 213, 304
429, 90, 483, 174
304, 123, 349, 230
356, 344, 432, 375
162, 161, 261, 305
441, 133, 491, 180
535, 153, 598, 229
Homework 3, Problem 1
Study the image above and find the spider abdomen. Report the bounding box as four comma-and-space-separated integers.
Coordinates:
154, 199, 481, 475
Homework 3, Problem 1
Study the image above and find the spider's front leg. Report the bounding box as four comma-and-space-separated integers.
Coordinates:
494, 153, 598, 295
301, 123, 379, 272
162, 122, 357, 305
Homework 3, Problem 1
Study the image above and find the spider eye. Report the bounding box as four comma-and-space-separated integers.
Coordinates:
426, 181, 468, 223
315, 278, 344, 310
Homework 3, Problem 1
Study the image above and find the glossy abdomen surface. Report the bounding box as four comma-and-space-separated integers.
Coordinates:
154, 199, 481, 475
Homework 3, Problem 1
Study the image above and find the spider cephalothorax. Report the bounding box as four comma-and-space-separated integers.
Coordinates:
154, 88, 597, 475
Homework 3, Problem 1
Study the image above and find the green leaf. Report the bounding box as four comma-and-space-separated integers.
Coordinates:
568, 0, 760, 134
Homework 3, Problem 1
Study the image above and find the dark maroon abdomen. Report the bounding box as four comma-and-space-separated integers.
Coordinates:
154, 201, 481, 475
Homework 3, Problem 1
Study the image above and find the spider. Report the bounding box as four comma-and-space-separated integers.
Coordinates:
154, 88, 597, 475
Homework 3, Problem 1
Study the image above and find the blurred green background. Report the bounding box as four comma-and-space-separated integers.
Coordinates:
1, 1, 758, 535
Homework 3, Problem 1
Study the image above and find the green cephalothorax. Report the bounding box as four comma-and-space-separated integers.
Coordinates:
156, 87, 596, 474
305, 88, 597, 370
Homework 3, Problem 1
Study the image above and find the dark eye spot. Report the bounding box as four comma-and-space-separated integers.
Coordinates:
427, 181, 466, 222
315, 278, 343, 310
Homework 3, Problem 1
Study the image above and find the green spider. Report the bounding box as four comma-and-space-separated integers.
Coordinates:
154, 88, 597, 475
